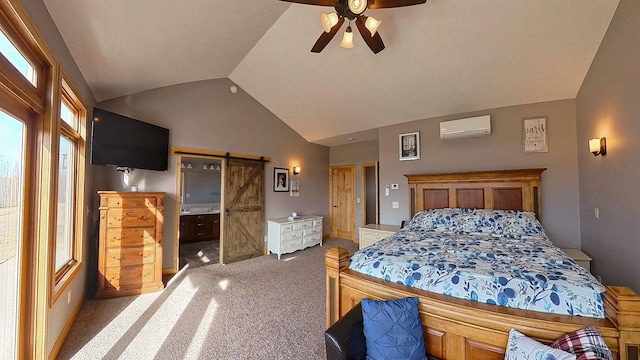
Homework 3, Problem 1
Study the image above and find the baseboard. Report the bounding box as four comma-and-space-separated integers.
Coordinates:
48, 290, 86, 360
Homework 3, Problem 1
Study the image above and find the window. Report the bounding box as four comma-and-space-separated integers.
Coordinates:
0, 0, 87, 356
53, 79, 86, 295
0, 27, 36, 85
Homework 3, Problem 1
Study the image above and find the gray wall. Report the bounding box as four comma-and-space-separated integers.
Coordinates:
576, 0, 639, 292
377, 99, 582, 248
330, 140, 379, 231
19, 0, 97, 355
95, 78, 330, 268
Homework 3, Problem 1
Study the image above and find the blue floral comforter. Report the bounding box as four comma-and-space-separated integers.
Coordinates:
349, 208, 605, 318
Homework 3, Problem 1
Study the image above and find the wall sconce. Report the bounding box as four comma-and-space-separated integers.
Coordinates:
292, 166, 301, 175
589, 137, 607, 156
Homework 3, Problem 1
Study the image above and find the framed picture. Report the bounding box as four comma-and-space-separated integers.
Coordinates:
523, 116, 548, 153
273, 168, 289, 192
290, 180, 300, 197
399, 131, 420, 161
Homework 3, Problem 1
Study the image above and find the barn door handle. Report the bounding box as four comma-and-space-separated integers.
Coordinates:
225, 208, 230, 215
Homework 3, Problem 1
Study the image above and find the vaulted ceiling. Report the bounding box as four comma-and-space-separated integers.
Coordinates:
43, 0, 619, 146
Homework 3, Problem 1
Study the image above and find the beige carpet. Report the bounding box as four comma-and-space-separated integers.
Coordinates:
57, 238, 358, 360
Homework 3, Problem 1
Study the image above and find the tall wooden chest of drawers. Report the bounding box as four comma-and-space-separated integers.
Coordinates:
96, 191, 165, 299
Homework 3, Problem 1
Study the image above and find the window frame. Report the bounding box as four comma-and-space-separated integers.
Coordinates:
50, 75, 86, 303
0, 0, 88, 357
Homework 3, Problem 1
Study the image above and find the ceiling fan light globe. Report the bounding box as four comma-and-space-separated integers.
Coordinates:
348, 0, 367, 15
340, 26, 354, 48
365, 16, 381, 36
321, 12, 339, 33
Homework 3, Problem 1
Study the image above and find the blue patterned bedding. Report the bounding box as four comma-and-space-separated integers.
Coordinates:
349, 208, 605, 318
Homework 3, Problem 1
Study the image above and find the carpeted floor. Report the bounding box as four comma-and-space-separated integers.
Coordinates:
57, 238, 359, 360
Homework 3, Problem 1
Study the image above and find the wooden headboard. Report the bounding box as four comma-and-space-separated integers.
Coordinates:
405, 168, 546, 219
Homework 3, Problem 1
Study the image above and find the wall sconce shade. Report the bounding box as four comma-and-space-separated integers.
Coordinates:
589, 137, 607, 156
293, 166, 301, 175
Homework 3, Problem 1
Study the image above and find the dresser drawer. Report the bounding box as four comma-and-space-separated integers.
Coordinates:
281, 238, 303, 251
303, 227, 321, 236
359, 226, 399, 249
105, 196, 158, 209
293, 220, 313, 230
104, 264, 156, 288
303, 234, 322, 245
106, 228, 156, 248
281, 230, 303, 240
106, 246, 156, 267
107, 209, 157, 228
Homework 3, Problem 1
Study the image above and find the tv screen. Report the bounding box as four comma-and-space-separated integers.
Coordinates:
90, 107, 169, 171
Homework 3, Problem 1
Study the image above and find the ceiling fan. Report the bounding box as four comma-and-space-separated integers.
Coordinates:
280, 0, 427, 54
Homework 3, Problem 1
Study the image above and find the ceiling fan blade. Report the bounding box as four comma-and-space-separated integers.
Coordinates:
355, 16, 385, 54
367, 0, 426, 9
280, 0, 340, 6
311, 18, 345, 53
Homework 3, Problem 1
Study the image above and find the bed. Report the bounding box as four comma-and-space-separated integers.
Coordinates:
325, 169, 640, 360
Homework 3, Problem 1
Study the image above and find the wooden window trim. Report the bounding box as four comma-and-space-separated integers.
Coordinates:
50, 74, 86, 305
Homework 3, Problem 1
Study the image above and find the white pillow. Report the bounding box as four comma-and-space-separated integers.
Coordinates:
505, 329, 576, 360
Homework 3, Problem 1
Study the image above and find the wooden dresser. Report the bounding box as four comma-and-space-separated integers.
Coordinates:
267, 215, 323, 259
96, 191, 165, 299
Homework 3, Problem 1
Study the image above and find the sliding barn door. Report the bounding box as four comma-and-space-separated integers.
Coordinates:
221, 159, 264, 264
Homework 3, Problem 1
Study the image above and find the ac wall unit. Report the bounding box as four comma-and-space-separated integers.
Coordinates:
440, 115, 491, 140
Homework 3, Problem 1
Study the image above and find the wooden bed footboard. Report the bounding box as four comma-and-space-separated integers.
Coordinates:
326, 247, 640, 360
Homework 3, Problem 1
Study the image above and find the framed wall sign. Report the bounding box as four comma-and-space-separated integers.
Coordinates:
273, 168, 289, 192
523, 116, 548, 153
399, 131, 420, 161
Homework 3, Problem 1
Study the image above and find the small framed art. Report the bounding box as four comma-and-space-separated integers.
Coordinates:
273, 168, 289, 192
399, 131, 420, 161
523, 116, 548, 153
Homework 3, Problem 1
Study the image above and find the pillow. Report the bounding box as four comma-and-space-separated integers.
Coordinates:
408, 208, 467, 234
505, 329, 576, 360
550, 327, 612, 360
361, 297, 427, 360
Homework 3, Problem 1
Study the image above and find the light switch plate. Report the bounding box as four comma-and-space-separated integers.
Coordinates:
392, 201, 399, 209
391, 184, 399, 189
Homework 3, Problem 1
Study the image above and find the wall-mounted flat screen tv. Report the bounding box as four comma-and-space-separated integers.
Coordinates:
90, 107, 169, 171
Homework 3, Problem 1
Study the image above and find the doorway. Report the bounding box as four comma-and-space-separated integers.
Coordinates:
329, 165, 356, 241
361, 162, 379, 226
177, 156, 223, 269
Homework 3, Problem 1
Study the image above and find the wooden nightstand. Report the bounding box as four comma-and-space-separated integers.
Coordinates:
359, 224, 401, 250
560, 248, 592, 272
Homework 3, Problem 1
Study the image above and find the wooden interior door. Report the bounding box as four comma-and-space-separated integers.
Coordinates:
330, 165, 356, 241
221, 159, 264, 264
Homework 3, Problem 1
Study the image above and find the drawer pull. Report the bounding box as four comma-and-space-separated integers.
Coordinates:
111, 255, 124, 261
110, 275, 121, 280
141, 253, 152, 258
113, 215, 126, 221
139, 215, 151, 220
112, 235, 124, 241
140, 271, 151, 277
